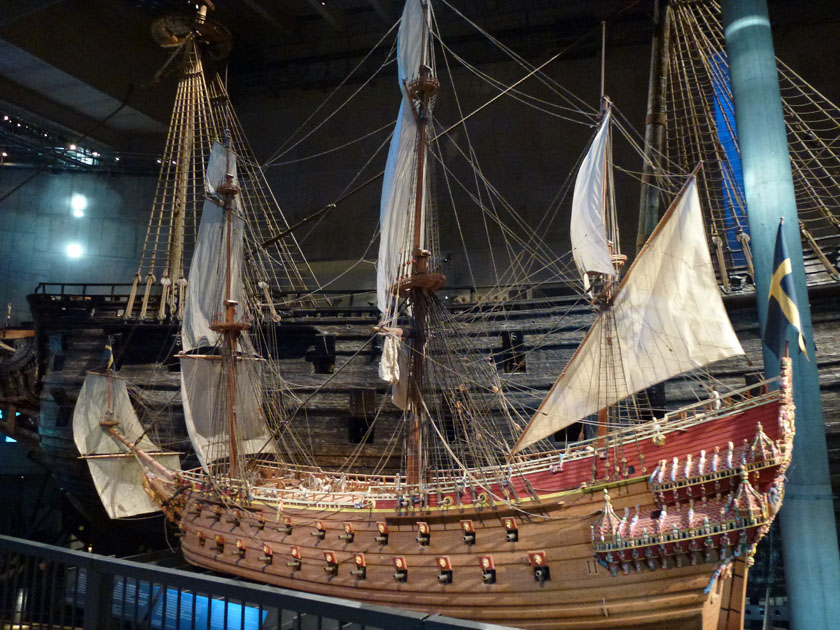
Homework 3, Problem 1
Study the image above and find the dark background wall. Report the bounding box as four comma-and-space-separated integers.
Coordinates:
238, 46, 651, 291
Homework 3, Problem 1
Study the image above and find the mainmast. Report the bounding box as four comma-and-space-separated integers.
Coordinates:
164, 4, 209, 318
400, 2, 444, 488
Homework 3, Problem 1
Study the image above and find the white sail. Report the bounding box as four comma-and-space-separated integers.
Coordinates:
86, 455, 180, 520
570, 109, 617, 286
180, 354, 276, 471
73, 373, 156, 456
72, 372, 180, 519
181, 143, 245, 352
513, 177, 744, 452
376, 0, 428, 323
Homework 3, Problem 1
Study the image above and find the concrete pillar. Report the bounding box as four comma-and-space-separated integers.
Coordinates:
722, 1, 840, 628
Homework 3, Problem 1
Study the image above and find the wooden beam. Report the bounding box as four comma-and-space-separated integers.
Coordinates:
304, 0, 346, 32
0, 329, 34, 339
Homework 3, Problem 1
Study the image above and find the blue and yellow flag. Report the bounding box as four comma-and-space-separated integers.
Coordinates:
103, 340, 114, 370
764, 220, 808, 359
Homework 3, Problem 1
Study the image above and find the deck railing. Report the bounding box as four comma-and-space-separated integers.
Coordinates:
176, 376, 783, 510
0, 535, 511, 630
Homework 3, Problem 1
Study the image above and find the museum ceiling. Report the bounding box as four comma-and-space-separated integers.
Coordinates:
0, 0, 837, 159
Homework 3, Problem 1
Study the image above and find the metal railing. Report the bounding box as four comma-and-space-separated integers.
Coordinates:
32, 282, 138, 299
31, 281, 581, 308
0, 535, 512, 630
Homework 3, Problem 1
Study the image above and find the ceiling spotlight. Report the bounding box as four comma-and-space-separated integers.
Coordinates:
70, 193, 87, 217
69, 144, 77, 151
3, 115, 8, 121
92, 151, 100, 157
115, 156, 120, 162
1, 152, 7, 158
66, 243, 83, 258
156, 158, 162, 164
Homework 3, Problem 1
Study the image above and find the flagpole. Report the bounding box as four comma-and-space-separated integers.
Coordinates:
722, 1, 840, 628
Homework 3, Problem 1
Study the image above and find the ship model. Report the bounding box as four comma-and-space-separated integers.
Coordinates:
11, 0, 840, 538
73, 2, 798, 628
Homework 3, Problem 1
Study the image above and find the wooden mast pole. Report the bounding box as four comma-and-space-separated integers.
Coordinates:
597, 21, 611, 448
213, 137, 244, 480
406, 71, 432, 490
406, 105, 428, 487
403, 1, 443, 488
223, 173, 239, 480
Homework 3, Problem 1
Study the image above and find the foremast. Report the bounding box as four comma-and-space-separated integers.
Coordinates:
209, 139, 248, 481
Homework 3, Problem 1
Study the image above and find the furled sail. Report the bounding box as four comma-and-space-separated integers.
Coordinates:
180, 354, 276, 471
205, 141, 236, 199
570, 108, 617, 287
376, 0, 428, 323
378, 334, 410, 409
180, 140, 276, 471
376, 0, 430, 403
181, 141, 245, 352
73, 372, 180, 518
513, 177, 743, 452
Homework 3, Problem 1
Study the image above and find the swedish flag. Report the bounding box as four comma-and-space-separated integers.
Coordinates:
764, 219, 808, 359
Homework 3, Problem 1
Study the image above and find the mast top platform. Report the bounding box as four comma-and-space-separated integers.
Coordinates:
209, 320, 250, 334
395, 273, 446, 297
151, 5, 232, 60
406, 65, 440, 103
395, 250, 445, 297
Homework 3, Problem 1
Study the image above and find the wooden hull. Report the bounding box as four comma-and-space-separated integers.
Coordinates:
180, 491, 726, 629
152, 373, 794, 630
